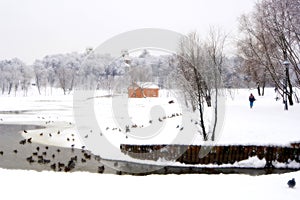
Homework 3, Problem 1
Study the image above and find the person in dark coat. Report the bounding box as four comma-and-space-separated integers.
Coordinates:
249, 93, 256, 108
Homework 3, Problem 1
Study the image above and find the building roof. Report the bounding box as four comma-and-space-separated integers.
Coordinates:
129, 82, 159, 89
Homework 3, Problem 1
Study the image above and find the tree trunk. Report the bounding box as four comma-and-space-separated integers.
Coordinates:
205, 94, 212, 107
257, 82, 261, 96
14, 84, 18, 97
8, 83, 13, 95
261, 78, 266, 96
211, 89, 218, 141
69, 75, 75, 94
193, 67, 207, 141
198, 100, 207, 141
1, 83, 4, 94
294, 93, 299, 104
261, 71, 267, 96
36, 76, 41, 95
287, 70, 294, 106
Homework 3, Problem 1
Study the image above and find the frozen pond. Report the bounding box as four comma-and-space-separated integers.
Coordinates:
0, 123, 106, 173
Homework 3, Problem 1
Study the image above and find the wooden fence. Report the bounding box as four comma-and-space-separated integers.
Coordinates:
120, 143, 300, 167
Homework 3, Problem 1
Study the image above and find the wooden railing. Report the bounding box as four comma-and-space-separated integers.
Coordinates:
120, 143, 300, 167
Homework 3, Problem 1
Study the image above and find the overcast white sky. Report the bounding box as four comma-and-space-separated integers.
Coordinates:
0, 0, 256, 64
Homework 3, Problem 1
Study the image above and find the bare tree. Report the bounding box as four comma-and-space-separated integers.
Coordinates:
177, 30, 225, 141
20, 64, 32, 96
33, 60, 47, 95
177, 32, 208, 140
0, 60, 8, 94
43, 53, 81, 95
206, 27, 227, 140
238, 0, 300, 105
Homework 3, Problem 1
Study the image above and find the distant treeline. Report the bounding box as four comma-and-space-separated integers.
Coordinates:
0, 49, 245, 96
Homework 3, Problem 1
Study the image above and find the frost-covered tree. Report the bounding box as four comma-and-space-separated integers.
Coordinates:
238, 0, 300, 105
177, 30, 225, 141
0, 60, 8, 94
19, 64, 32, 96
42, 53, 81, 95
0, 58, 32, 96
3, 58, 28, 95
33, 59, 47, 95
79, 53, 113, 90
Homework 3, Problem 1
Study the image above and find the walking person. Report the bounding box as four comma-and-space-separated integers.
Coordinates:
249, 93, 256, 108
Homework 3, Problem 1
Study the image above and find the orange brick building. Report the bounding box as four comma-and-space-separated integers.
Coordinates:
128, 82, 159, 98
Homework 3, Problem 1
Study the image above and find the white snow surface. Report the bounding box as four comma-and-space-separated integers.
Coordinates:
1, 87, 300, 200
0, 168, 299, 200
220, 88, 300, 146
0, 87, 300, 163
1, 87, 299, 148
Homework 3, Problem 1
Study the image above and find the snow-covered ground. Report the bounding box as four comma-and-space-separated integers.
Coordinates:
220, 88, 300, 145
0, 168, 299, 200
1, 87, 299, 149
0, 87, 300, 199
0, 87, 300, 163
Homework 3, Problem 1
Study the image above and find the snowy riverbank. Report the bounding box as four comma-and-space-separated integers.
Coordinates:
0, 168, 299, 200
0, 87, 300, 169
1, 88, 299, 148
0, 87, 300, 200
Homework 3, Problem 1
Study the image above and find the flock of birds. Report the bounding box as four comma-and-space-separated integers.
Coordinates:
0, 108, 190, 174
0, 118, 105, 173
107, 112, 185, 135
0, 102, 299, 179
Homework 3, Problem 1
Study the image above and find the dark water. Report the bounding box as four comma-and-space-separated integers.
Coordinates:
0, 124, 106, 173
0, 124, 298, 175
0, 109, 69, 115
0, 124, 44, 150
0, 124, 44, 135
103, 159, 299, 176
